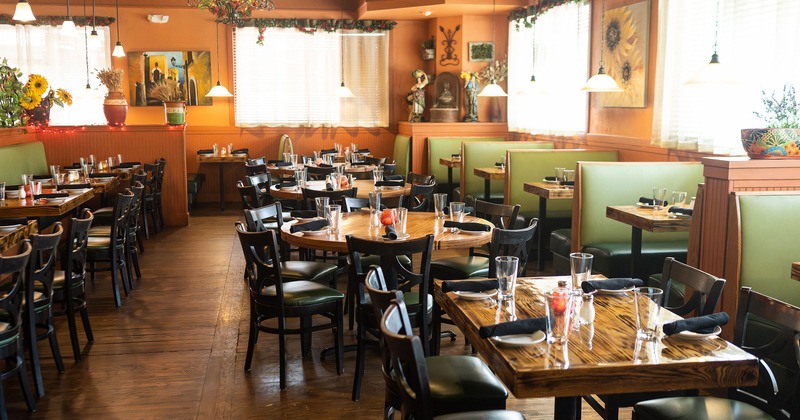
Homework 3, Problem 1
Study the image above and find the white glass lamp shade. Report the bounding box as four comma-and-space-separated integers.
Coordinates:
478, 81, 508, 97
336, 81, 355, 98
581, 66, 623, 92
685, 54, 737, 85
207, 82, 233, 98
61, 18, 76, 33
112, 41, 126, 57
13, 0, 36, 21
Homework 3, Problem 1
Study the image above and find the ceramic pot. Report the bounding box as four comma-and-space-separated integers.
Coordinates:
741, 128, 800, 158
26, 98, 50, 127
103, 91, 128, 126
164, 101, 186, 125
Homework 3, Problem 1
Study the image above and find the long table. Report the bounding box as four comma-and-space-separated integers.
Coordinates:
0, 220, 38, 253
434, 276, 759, 419
0, 189, 95, 219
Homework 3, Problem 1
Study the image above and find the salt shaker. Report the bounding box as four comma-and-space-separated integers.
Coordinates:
580, 294, 595, 324
18, 186, 26, 199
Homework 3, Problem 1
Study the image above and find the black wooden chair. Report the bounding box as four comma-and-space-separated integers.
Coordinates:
633, 287, 800, 420
237, 180, 267, 210
407, 182, 436, 212
343, 197, 370, 212
306, 165, 336, 180
141, 162, 161, 238
301, 187, 357, 210
235, 223, 344, 389
407, 172, 435, 185
87, 190, 135, 307
364, 156, 387, 166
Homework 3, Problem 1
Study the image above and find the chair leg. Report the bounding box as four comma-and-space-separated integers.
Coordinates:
131, 246, 142, 279
142, 209, 151, 240
26, 315, 45, 398
110, 261, 122, 307
335, 301, 344, 376
351, 311, 367, 401
47, 322, 65, 373
16, 351, 36, 413
244, 318, 258, 372
65, 301, 82, 361
125, 247, 135, 290
80, 304, 94, 343
117, 254, 131, 297
278, 319, 287, 389
300, 316, 311, 358
137, 229, 145, 253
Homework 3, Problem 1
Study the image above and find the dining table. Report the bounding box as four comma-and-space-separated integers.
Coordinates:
0, 219, 38, 253
270, 179, 410, 202
606, 205, 692, 280
473, 166, 505, 202
197, 153, 248, 211
439, 157, 461, 200
524, 181, 574, 271
434, 275, 759, 420
0, 188, 95, 219
267, 163, 378, 179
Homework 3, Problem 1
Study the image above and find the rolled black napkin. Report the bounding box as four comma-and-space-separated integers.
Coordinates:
325, 182, 334, 191
668, 206, 693, 216
290, 210, 318, 219
318, 163, 333, 168
34, 193, 69, 199
560, 181, 574, 186
375, 180, 404, 188
443, 221, 491, 232
442, 279, 499, 293
385, 175, 405, 182
230, 148, 249, 154
383, 225, 398, 240
64, 165, 80, 170
32, 175, 52, 180
197, 149, 213, 154
321, 148, 337, 154
273, 162, 292, 167
89, 173, 116, 178
544, 176, 558, 181
279, 181, 297, 189
639, 197, 668, 206
58, 183, 91, 189
0, 218, 27, 226
663, 312, 729, 336
495, 162, 505, 167
289, 219, 329, 233
356, 148, 370, 153
451, 154, 461, 159
118, 161, 140, 168
581, 278, 643, 293
350, 161, 368, 166
479, 317, 548, 339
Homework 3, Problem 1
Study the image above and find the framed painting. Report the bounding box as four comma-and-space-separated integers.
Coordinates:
468, 42, 494, 62
127, 51, 213, 106
600, 0, 650, 108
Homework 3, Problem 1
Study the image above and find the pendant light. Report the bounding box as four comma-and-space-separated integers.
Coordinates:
517, 19, 544, 95
61, 0, 75, 33
685, 0, 735, 85
206, 23, 233, 98
479, 0, 508, 97
335, 0, 354, 97
89, 0, 98, 38
13, 0, 35, 22
582, 0, 623, 92
112, 0, 125, 57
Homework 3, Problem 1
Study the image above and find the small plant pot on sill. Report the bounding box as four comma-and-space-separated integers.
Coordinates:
164, 101, 186, 125
741, 128, 800, 158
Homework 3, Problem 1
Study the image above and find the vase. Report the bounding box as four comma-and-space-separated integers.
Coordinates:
103, 91, 128, 126
26, 98, 51, 127
164, 101, 186, 125
741, 128, 800, 158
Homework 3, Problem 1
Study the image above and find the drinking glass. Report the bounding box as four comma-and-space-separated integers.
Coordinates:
652, 187, 667, 210
432, 193, 447, 219
671, 191, 687, 207
496, 256, 519, 300
313, 151, 321, 162
294, 169, 305, 189
0, 181, 6, 201
21, 174, 32, 194
329, 172, 340, 190
555, 167, 566, 182
290, 154, 299, 167
325, 204, 342, 236
563, 169, 575, 182
283, 152, 292, 163
49, 164, 61, 183
351, 143, 358, 153
56, 173, 66, 186
29, 180, 42, 196
81, 163, 91, 179
108, 157, 115, 168
449, 201, 465, 225
545, 290, 574, 343
368, 192, 382, 211
373, 168, 384, 190
315, 197, 329, 218
395, 207, 408, 235
89, 155, 96, 167
634, 287, 664, 341
569, 252, 593, 290
117, 154, 124, 165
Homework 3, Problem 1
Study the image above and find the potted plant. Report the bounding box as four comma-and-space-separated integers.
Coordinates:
149, 78, 186, 125
421, 36, 435, 60
96, 68, 127, 126
0, 58, 26, 128
741, 83, 800, 158
20, 73, 72, 127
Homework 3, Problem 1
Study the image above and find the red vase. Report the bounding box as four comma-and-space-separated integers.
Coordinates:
26, 98, 51, 127
103, 91, 128, 126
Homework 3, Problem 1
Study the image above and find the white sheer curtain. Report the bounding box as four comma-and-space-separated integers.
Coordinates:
508, 0, 590, 135
653, 0, 800, 154
233, 27, 389, 127
0, 24, 111, 126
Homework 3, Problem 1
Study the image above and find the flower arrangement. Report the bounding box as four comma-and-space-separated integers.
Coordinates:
479, 57, 508, 83
192, 0, 275, 24
0, 58, 26, 127
741, 83, 800, 158
753, 84, 800, 129
96, 68, 124, 92
20, 73, 72, 111
460, 71, 480, 82
149, 78, 184, 102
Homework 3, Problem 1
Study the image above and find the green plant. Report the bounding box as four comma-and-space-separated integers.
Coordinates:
753, 84, 800, 129
0, 58, 26, 127
422, 36, 435, 50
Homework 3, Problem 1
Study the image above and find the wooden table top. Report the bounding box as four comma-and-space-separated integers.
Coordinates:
280, 211, 493, 253
792, 262, 800, 282
196, 154, 248, 163
434, 276, 758, 399
474, 166, 506, 180
0, 189, 95, 218
0, 219, 37, 253
606, 205, 692, 233
439, 157, 462, 168
523, 181, 574, 200
270, 179, 410, 201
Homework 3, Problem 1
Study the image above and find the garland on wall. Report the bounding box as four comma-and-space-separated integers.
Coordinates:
508, 0, 584, 30
0, 14, 115, 27
236, 18, 397, 45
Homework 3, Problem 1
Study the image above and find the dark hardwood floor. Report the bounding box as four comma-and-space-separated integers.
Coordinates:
5, 203, 621, 419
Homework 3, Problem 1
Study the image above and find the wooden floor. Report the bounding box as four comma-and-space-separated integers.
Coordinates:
6, 203, 626, 419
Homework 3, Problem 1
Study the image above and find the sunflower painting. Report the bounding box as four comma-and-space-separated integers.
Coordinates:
600, 0, 650, 108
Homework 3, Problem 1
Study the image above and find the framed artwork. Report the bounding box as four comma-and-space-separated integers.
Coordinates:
600, 0, 650, 108
468, 42, 494, 62
127, 51, 213, 106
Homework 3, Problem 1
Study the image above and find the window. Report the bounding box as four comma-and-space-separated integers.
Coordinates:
0, 24, 111, 126
507, 1, 590, 135
653, 0, 800, 154
233, 27, 389, 127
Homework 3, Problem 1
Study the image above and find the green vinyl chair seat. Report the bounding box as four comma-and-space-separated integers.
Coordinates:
261, 280, 344, 306
362, 292, 433, 314
280, 261, 338, 284
430, 256, 489, 280
425, 355, 509, 413
87, 226, 111, 236
435, 411, 525, 420
633, 396, 773, 420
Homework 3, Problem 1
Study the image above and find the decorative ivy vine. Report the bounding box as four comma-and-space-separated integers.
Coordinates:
508, 0, 584, 30
236, 18, 397, 45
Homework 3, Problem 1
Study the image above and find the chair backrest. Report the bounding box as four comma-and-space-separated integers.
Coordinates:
237, 180, 264, 210
407, 172, 435, 185
382, 162, 397, 176
392, 135, 411, 178
365, 156, 387, 166
731, 287, 800, 420
127, 181, 145, 234
243, 202, 283, 232
474, 199, 520, 229
487, 218, 538, 278
343, 196, 370, 212
302, 187, 357, 209
143, 163, 160, 196
155, 158, 166, 187
62, 209, 94, 296
235, 222, 286, 301
245, 163, 267, 176
0, 241, 32, 358
306, 165, 336, 179
247, 156, 267, 166
460, 141, 554, 200
660, 257, 725, 317
246, 173, 271, 190
111, 190, 135, 249
27, 222, 64, 307
407, 183, 436, 212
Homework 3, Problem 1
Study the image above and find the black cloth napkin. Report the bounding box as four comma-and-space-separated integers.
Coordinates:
0, 218, 27, 226
89, 173, 115, 178
58, 183, 91, 189
560, 181, 574, 186
442, 279, 499, 293
668, 206, 693, 216
325, 182, 334, 191
451, 154, 461, 159
383, 225, 398, 240
495, 162, 505, 167
479, 317, 548, 339
375, 180, 404, 188
385, 175, 405, 182
581, 278, 643, 293
272, 162, 292, 167
321, 149, 337, 155
639, 197, 668, 206
32, 175, 52, 180
663, 312, 729, 336
350, 161, 368, 166
34, 193, 69, 199
64, 165, 81, 170
544, 176, 558, 181
318, 163, 333, 168
197, 149, 213, 154
279, 181, 297, 189
356, 148, 370, 153
290, 210, 318, 219
117, 161, 140, 168
230, 148, 249, 154
289, 219, 328, 233
443, 221, 491, 232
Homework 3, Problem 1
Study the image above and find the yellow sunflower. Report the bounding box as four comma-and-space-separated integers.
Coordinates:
26, 74, 48, 98
55, 88, 73, 106
603, 6, 637, 72
20, 94, 41, 110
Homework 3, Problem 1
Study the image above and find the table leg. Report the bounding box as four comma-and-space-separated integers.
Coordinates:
484, 179, 491, 202
554, 396, 580, 419
630, 227, 643, 280
218, 163, 225, 211
537, 196, 548, 271
447, 167, 453, 201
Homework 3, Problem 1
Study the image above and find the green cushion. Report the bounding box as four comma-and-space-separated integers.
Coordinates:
428, 137, 505, 187
460, 141, 554, 201
507, 149, 618, 219
738, 194, 800, 306
262, 280, 343, 306
648, 273, 687, 306
0, 141, 49, 184
88, 226, 112, 236
550, 228, 572, 257
430, 256, 490, 280
392, 135, 411, 179
280, 261, 337, 283
634, 396, 773, 420
426, 355, 508, 415
582, 241, 688, 278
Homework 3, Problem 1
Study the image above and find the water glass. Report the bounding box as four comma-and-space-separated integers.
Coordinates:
569, 252, 593, 290
433, 193, 447, 219
373, 168, 384, 188
315, 197, 329, 218
108, 157, 115, 168
634, 287, 664, 341
653, 187, 667, 210
29, 180, 42, 196
290, 154, 299, 167
449, 201, 465, 224
563, 169, 575, 182
313, 151, 321, 162
368, 192, 382, 211
294, 169, 306, 189
351, 143, 358, 153
89, 155, 96, 167
555, 167, 566, 182
0, 181, 5, 201
283, 152, 292, 163
325, 204, 342, 236
671, 191, 687, 207
117, 154, 124, 164
395, 207, 408, 235
56, 173, 66, 186
545, 290, 574, 343
81, 163, 91, 179
496, 256, 519, 300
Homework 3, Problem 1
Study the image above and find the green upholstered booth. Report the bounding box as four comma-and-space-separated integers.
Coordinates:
458, 141, 554, 203
552, 161, 704, 278
0, 141, 49, 184
392, 135, 411, 179
428, 137, 504, 189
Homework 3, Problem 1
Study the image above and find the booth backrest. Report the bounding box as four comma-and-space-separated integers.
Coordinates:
393, 135, 411, 178
574, 161, 704, 249
428, 137, 504, 186
0, 141, 49, 185
460, 141, 554, 202
506, 149, 619, 219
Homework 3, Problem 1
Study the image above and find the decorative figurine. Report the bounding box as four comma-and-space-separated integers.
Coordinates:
407, 69, 429, 122
461, 71, 480, 122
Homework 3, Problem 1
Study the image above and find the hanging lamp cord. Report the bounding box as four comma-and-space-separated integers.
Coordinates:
599, 0, 606, 69
66, 0, 70, 18
115, 0, 121, 42
216, 23, 222, 83
84, 0, 89, 88
712, 0, 720, 55
491, 0, 497, 82
340, 0, 345, 85
530, 19, 535, 81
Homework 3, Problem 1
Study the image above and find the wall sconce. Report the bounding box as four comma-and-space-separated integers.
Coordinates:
147, 14, 169, 24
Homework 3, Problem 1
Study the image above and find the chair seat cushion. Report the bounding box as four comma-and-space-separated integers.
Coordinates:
431, 256, 490, 280
648, 273, 687, 306
549, 228, 572, 258
280, 261, 337, 283
426, 355, 508, 414
363, 292, 433, 315
87, 236, 112, 252
262, 280, 343, 306
92, 207, 113, 225
583, 241, 688, 278
436, 411, 524, 420
634, 396, 773, 420
88, 226, 112, 236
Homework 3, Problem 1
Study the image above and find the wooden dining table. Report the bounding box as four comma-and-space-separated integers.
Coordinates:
524, 181, 574, 271
270, 179, 410, 201
0, 188, 95, 219
197, 154, 248, 210
439, 157, 461, 200
434, 276, 759, 419
268, 163, 377, 179
0, 219, 38, 253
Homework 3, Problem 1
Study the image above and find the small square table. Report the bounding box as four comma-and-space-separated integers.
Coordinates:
197, 154, 248, 210
473, 166, 505, 202
439, 157, 461, 200
524, 181, 574, 271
